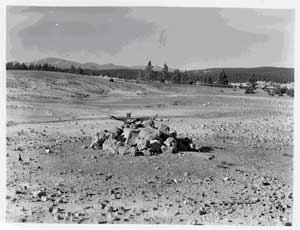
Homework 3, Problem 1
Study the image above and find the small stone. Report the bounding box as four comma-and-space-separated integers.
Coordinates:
184, 172, 190, 177
55, 214, 64, 220
32, 190, 46, 198
199, 207, 207, 215
54, 197, 64, 204
52, 207, 59, 214
64, 211, 72, 221
112, 216, 121, 221
190, 219, 200, 225
161, 146, 174, 154
81, 145, 88, 149
142, 149, 151, 156
105, 205, 114, 212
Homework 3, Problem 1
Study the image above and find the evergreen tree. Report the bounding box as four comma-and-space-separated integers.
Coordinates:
70, 65, 76, 73
217, 70, 229, 85
172, 69, 181, 83
78, 67, 84, 75
163, 63, 168, 73
145, 61, 153, 80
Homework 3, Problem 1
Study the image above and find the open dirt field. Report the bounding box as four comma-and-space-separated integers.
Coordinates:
6, 70, 293, 225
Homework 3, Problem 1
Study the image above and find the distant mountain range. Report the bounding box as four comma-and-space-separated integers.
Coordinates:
27, 57, 175, 71
28, 57, 128, 70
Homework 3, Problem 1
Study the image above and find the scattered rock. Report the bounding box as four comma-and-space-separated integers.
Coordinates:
81, 145, 88, 149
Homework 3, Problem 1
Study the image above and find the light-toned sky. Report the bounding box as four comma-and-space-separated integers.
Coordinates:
6, 6, 294, 69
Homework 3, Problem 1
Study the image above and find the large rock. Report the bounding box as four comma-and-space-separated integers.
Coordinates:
111, 127, 123, 136
122, 128, 133, 144
164, 137, 178, 153
128, 146, 138, 156
159, 124, 171, 140
177, 137, 194, 151
164, 137, 177, 147
102, 138, 118, 154
169, 130, 177, 138
142, 149, 151, 156
143, 120, 155, 128
89, 131, 108, 149
117, 144, 128, 156
110, 127, 124, 141
149, 140, 162, 153
134, 138, 150, 151
161, 145, 175, 154
138, 128, 160, 141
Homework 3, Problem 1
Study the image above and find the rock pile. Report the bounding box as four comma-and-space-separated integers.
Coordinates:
89, 117, 195, 156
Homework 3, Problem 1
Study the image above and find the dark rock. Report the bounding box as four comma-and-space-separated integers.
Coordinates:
149, 140, 162, 153
161, 146, 174, 154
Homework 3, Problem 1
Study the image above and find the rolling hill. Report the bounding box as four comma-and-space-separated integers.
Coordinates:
13, 57, 294, 83
189, 67, 294, 83
29, 57, 128, 70
28, 57, 175, 72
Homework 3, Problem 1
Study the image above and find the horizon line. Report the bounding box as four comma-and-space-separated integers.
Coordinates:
6, 57, 294, 71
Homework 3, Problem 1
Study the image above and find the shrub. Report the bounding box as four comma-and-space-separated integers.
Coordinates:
267, 89, 275, 96
274, 86, 288, 96
286, 88, 294, 97
245, 86, 255, 94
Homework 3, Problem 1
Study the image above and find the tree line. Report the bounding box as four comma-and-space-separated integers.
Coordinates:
6, 60, 293, 85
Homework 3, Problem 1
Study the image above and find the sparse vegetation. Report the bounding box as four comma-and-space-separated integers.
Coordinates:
216, 70, 229, 86
245, 74, 257, 94
245, 86, 256, 94
286, 88, 294, 97
6, 61, 294, 88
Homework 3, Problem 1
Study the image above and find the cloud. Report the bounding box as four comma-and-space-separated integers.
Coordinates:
11, 7, 157, 56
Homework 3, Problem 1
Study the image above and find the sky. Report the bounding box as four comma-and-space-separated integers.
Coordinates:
6, 6, 294, 70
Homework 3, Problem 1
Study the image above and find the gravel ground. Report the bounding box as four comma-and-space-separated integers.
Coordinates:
6, 70, 294, 225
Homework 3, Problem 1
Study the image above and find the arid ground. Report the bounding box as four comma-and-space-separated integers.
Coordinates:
6, 70, 293, 225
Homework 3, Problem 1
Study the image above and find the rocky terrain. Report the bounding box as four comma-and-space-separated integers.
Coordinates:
6, 70, 293, 225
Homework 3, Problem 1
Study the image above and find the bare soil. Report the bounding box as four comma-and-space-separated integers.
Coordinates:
6, 70, 293, 225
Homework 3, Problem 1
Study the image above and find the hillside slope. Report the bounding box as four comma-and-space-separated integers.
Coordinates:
190, 67, 294, 83
29, 57, 128, 70
6, 70, 166, 102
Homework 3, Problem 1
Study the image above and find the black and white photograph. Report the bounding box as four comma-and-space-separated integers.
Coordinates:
2, 0, 297, 227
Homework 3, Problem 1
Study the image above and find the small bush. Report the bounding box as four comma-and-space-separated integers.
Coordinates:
274, 86, 288, 96
286, 88, 294, 97
267, 89, 275, 96
245, 86, 255, 94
